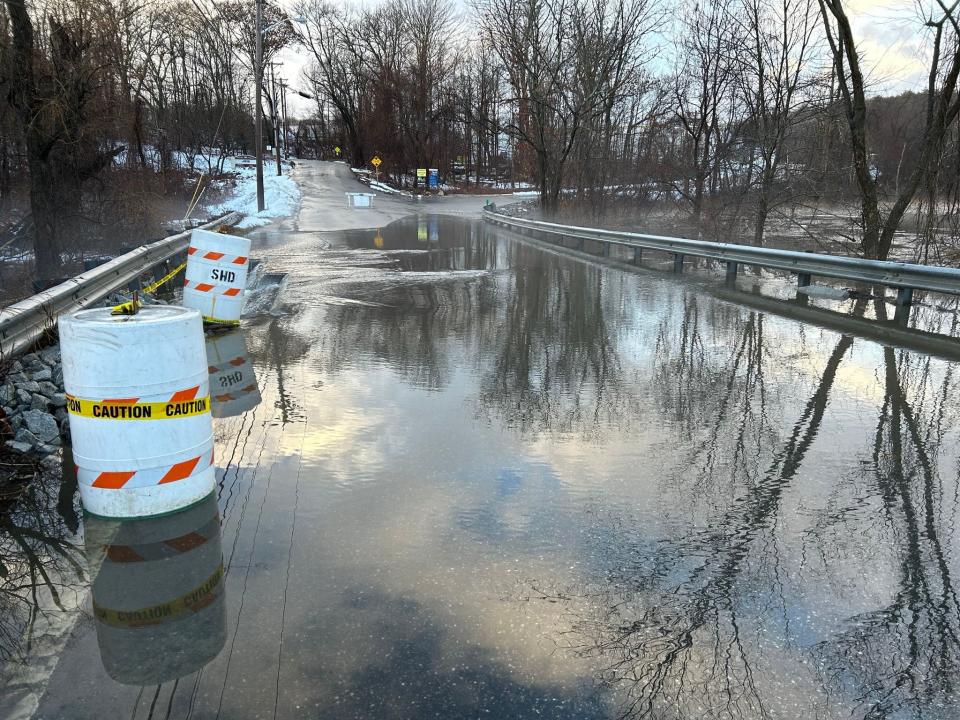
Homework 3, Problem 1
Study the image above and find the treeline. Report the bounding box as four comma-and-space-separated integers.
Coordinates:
0, 0, 297, 284
297, 0, 960, 261
4, 0, 960, 285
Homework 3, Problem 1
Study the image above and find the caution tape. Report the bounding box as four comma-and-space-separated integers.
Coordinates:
67, 394, 210, 420
144, 262, 187, 295
201, 315, 241, 327
93, 563, 224, 628
110, 263, 188, 315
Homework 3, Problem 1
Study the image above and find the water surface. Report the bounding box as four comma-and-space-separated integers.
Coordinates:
2, 214, 960, 719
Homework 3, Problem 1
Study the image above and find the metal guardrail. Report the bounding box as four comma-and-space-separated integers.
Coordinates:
0, 212, 243, 358
484, 207, 960, 306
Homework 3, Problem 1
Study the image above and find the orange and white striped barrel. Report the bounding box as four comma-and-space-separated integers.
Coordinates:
85, 493, 226, 685
182, 228, 251, 325
205, 331, 261, 418
59, 306, 215, 518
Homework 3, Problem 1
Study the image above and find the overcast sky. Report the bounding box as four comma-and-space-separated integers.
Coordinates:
273, 0, 936, 119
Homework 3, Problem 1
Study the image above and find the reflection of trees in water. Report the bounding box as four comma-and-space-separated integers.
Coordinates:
320, 277, 497, 390
474, 242, 639, 437
312, 238, 639, 437
552, 330, 853, 719
811, 301, 960, 719
244, 319, 309, 424
0, 465, 85, 666
652, 294, 786, 507
524, 297, 960, 719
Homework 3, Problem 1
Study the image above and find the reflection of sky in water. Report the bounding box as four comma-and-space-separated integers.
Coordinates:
5, 216, 960, 719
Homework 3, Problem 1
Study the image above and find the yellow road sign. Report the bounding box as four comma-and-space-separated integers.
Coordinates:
334, 146, 341, 156
371, 156, 382, 168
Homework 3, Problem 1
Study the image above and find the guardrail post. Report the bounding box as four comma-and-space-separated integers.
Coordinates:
673, 254, 684, 273
602, 243, 610, 258
153, 261, 169, 284
797, 272, 812, 287
895, 287, 914, 308
578, 237, 585, 251
633, 247, 642, 264
725, 261, 738, 282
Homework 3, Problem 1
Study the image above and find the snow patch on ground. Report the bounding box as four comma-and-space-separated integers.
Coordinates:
205, 161, 302, 229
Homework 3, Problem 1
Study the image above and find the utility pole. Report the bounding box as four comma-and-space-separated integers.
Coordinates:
254, 0, 265, 211
271, 65, 282, 176
280, 80, 290, 159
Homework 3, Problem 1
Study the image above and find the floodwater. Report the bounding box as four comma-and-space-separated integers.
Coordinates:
3, 213, 960, 720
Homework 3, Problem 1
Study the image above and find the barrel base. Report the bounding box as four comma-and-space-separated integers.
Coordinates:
80, 465, 216, 519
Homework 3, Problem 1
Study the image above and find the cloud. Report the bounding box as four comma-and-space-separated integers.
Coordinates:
845, 0, 934, 94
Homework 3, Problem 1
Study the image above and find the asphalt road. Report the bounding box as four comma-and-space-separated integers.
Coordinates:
279, 160, 496, 233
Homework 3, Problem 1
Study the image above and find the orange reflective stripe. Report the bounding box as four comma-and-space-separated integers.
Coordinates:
93, 471, 136, 489
188, 247, 197, 255
159, 456, 201, 484
203, 251, 225, 260
107, 545, 145, 563
232, 256, 247, 265
165, 531, 208, 553
195, 283, 215, 292
223, 288, 241, 297
168, 386, 200, 403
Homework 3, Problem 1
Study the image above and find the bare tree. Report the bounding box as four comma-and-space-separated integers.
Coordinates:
817, 0, 960, 259
477, 0, 660, 213
2, 0, 124, 285
736, 0, 818, 245
670, 0, 743, 235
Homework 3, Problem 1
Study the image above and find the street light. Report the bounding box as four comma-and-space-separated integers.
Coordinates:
254, 4, 306, 212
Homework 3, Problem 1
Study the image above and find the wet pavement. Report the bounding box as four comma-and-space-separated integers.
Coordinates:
4, 172, 960, 719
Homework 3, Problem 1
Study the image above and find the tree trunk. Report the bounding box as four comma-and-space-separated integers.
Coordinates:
753, 193, 769, 247
27, 155, 67, 282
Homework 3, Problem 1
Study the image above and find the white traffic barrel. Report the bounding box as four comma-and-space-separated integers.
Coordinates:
85, 493, 226, 685
59, 306, 215, 518
183, 228, 251, 326
205, 331, 261, 418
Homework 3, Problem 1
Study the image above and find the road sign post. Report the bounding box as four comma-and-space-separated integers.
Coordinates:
371, 155, 382, 183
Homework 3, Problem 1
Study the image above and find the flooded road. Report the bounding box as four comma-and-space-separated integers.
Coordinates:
4, 203, 960, 719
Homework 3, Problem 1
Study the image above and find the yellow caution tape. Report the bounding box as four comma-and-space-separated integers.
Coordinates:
202, 316, 241, 327
93, 564, 224, 627
66, 395, 210, 420
144, 262, 187, 294
111, 263, 187, 315
111, 296, 142, 316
